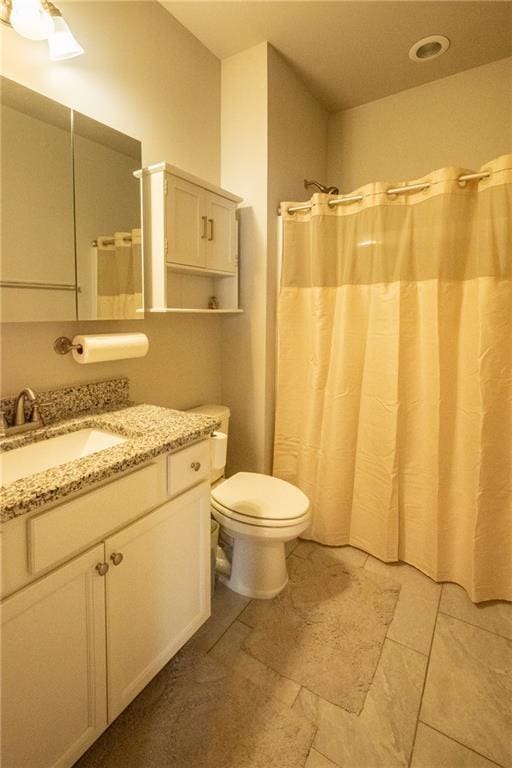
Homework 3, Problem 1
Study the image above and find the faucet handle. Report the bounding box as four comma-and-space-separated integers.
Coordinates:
0, 408, 8, 436
30, 402, 44, 425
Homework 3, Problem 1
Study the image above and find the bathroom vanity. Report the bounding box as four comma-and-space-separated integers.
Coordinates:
0, 387, 217, 768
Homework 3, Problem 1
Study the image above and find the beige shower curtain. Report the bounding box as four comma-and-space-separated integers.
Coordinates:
274, 155, 512, 602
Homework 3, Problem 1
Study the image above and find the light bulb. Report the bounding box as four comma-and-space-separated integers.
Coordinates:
10, 0, 53, 40
47, 15, 84, 60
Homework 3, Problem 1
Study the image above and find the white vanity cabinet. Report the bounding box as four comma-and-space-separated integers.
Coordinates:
1, 443, 211, 768
1, 544, 107, 768
136, 163, 242, 313
106, 482, 210, 720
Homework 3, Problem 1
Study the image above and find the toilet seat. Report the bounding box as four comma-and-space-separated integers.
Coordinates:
211, 472, 310, 529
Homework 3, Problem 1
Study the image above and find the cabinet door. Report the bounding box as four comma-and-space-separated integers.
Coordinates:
205, 191, 237, 273
105, 482, 211, 721
166, 175, 206, 268
1, 544, 107, 768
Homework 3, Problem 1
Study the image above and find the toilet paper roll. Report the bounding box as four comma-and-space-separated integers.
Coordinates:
71, 333, 149, 364
211, 431, 228, 471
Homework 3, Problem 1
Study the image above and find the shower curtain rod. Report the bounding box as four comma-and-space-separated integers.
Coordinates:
277, 170, 491, 215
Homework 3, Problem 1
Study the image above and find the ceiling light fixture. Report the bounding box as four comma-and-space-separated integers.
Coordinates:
409, 35, 450, 62
10, 0, 52, 39
46, 3, 83, 60
0, 0, 84, 60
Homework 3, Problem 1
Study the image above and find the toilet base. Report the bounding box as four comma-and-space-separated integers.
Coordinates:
222, 538, 289, 599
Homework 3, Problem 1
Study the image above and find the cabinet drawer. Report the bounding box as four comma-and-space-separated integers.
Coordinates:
167, 439, 210, 497
28, 460, 167, 574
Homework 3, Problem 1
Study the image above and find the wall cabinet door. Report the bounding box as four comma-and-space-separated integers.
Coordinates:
105, 481, 211, 721
166, 176, 206, 268
1, 544, 107, 768
166, 175, 237, 274
205, 192, 237, 273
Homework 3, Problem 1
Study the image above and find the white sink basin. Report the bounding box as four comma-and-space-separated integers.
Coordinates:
0, 428, 127, 486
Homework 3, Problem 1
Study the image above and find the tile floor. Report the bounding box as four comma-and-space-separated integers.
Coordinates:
77, 541, 512, 768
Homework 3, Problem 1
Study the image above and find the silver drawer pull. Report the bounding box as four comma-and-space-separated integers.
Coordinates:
110, 552, 124, 566
96, 562, 109, 576
190, 461, 201, 472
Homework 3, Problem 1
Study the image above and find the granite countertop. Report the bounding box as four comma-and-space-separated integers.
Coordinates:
0, 404, 219, 523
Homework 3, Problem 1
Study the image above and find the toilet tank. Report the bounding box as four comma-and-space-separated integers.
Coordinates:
187, 405, 230, 435
187, 405, 231, 483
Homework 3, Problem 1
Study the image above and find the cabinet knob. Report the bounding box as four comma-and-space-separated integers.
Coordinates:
201, 216, 208, 239
96, 562, 109, 576
110, 552, 124, 566
207, 218, 214, 241
190, 461, 201, 472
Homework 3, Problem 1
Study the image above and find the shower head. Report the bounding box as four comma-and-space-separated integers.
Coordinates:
304, 179, 339, 196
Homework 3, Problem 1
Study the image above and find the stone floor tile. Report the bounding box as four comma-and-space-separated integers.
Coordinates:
410, 723, 502, 768
364, 556, 440, 655
305, 748, 340, 767
286, 538, 300, 557
209, 620, 301, 707
239, 551, 399, 714
420, 613, 512, 767
440, 583, 512, 640
76, 650, 315, 768
293, 541, 318, 559
186, 581, 250, 653
293, 639, 427, 767
294, 541, 368, 568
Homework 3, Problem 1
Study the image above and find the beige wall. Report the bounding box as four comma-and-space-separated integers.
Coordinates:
1, 316, 222, 409
0, 1, 222, 408
220, 42, 269, 475
328, 57, 512, 192
267, 46, 328, 469
220, 43, 327, 475
1, 1, 220, 179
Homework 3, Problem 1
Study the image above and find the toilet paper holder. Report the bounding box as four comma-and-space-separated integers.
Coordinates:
53, 336, 83, 355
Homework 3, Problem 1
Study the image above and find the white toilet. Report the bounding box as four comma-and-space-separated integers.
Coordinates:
188, 405, 311, 599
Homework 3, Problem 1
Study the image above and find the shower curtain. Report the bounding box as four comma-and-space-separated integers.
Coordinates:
274, 155, 512, 602
96, 229, 142, 319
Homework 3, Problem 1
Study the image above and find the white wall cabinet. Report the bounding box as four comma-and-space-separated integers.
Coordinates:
166, 175, 206, 270
1, 447, 211, 768
204, 190, 238, 273
136, 163, 242, 313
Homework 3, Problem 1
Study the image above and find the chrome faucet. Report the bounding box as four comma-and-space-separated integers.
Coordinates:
3, 388, 45, 436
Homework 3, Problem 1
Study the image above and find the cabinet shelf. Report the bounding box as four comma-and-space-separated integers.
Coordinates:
147, 308, 243, 314
166, 262, 236, 278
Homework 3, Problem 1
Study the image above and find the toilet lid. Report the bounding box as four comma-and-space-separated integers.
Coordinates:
211, 472, 310, 523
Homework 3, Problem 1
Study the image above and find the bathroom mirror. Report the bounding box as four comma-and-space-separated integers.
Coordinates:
0, 77, 143, 322
74, 113, 142, 320
0, 78, 76, 321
